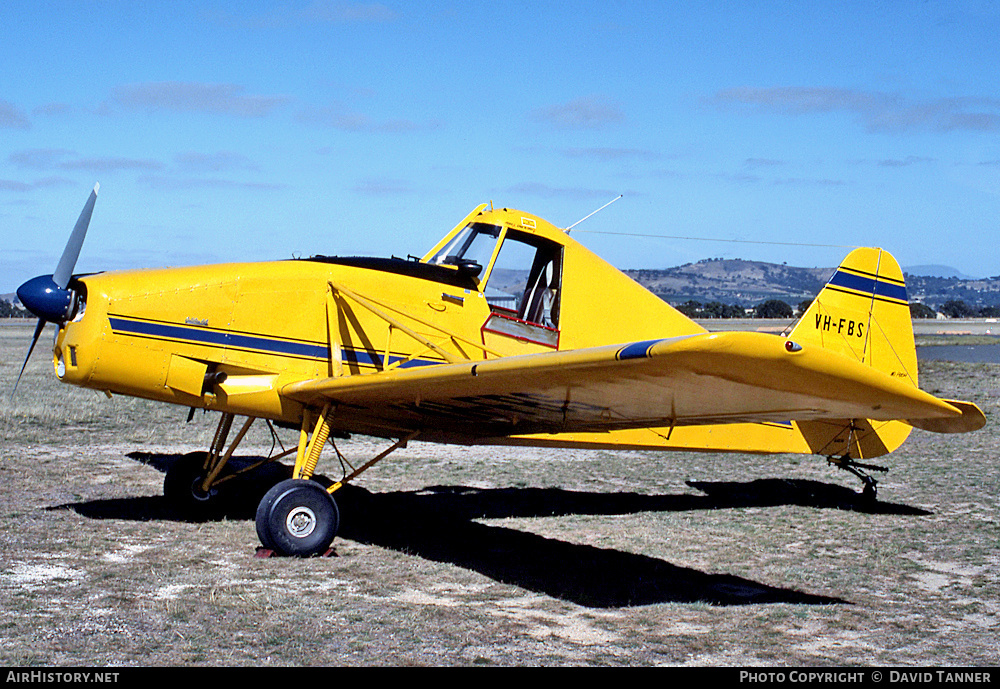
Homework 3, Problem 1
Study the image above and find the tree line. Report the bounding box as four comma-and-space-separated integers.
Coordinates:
674, 299, 802, 319
0, 298, 27, 318
912, 299, 1000, 319
675, 297, 1000, 319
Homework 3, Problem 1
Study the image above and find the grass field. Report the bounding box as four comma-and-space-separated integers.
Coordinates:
1, 323, 997, 666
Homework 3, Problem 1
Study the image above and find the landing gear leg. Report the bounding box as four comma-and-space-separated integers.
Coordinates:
163, 412, 242, 513
828, 455, 888, 503
164, 413, 294, 514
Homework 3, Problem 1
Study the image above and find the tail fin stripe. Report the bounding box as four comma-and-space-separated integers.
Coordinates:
828, 270, 908, 303
832, 265, 906, 285
825, 285, 909, 307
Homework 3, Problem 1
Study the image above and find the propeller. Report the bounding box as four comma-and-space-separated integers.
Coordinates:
13, 183, 99, 393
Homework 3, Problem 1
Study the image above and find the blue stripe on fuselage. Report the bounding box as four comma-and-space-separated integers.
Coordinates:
616, 339, 663, 360
107, 316, 441, 368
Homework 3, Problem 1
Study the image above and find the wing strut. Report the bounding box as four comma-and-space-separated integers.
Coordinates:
326, 431, 420, 494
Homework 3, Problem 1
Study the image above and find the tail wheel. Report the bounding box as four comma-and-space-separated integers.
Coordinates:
255, 479, 339, 556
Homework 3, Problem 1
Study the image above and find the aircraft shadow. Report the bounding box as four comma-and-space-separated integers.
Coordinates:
332, 484, 847, 607
47, 451, 938, 607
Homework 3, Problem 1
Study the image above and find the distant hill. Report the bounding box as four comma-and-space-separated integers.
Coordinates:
625, 259, 831, 305
904, 274, 1000, 309
904, 265, 976, 280
626, 259, 1000, 309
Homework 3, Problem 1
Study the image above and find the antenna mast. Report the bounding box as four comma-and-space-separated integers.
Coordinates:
565, 195, 622, 233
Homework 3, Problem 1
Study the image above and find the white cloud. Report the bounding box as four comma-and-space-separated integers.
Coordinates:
560, 147, 657, 161
0, 100, 30, 129
6, 149, 161, 178
108, 82, 291, 117
711, 86, 1000, 133
138, 175, 285, 191
531, 96, 625, 130
297, 102, 439, 133
0, 177, 74, 192
213, 1, 398, 28
60, 157, 164, 173
352, 178, 414, 195
9, 149, 76, 169
506, 182, 620, 199
175, 151, 259, 173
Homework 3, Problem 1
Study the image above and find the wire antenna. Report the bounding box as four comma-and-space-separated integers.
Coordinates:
570, 229, 859, 249
565, 195, 622, 233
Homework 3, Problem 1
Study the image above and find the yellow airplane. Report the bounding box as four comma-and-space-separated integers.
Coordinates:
16, 185, 986, 556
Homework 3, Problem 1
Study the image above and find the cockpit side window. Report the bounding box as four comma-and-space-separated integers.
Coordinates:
486, 230, 562, 329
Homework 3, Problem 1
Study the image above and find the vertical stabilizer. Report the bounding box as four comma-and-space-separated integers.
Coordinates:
791, 247, 917, 386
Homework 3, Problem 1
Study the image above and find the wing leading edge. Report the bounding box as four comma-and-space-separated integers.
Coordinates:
281, 331, 981, 441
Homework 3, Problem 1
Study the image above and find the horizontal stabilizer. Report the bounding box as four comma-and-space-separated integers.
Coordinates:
908, 398, 986, 434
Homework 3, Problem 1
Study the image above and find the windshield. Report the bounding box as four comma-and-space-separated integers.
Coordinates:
427, 222, 502, 277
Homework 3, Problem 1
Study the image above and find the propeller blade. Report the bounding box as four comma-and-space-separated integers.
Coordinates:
13, 184, 99, 397
53, 183, 99, 289
12, 318, 47, 395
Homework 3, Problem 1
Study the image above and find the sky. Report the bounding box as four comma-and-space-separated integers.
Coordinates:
2, 0, 1000, 294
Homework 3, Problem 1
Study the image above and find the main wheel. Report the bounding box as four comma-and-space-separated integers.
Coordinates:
164, 452, 221, 513
255, 479, 340, 557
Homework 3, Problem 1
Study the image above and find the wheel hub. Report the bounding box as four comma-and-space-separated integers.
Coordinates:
286, 506, 317, 538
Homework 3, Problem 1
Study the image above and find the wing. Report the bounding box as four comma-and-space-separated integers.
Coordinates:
280, 331, 982, 441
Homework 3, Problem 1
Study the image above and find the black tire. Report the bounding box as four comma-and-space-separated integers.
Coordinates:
164, 452, 220, 512
255, 479, 339, 557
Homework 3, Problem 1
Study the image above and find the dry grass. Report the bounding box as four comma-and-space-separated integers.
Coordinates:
1, 323, 998, 666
